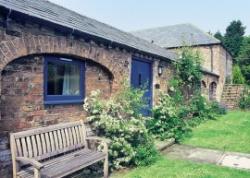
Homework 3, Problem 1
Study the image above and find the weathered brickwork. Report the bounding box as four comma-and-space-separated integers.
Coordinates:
201, 74, 219, 100
195, 45, 232, 101
0, 56, 114, 132
153, 59, 174, 104
0, 56, 115, 177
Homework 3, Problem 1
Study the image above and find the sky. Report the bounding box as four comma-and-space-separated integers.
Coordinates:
49, 0, 250, 35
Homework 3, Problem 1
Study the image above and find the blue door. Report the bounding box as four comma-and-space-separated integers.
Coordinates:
131, 58, 152, 116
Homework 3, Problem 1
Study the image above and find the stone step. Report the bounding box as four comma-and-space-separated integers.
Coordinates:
220, 84, 246, 109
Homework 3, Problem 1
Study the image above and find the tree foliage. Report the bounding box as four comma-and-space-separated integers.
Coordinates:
214, 31, 224, 42
237, 36, 250, 85
175, 47, 203, 99
224, 20, 246, 58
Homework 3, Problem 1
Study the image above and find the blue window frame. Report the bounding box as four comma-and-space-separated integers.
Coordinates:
44, 56, 85, 105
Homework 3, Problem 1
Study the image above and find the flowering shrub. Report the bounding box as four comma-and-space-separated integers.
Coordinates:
83, 83, 158, 170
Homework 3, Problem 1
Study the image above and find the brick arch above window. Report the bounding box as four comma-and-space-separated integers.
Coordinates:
0, 34, 130, 87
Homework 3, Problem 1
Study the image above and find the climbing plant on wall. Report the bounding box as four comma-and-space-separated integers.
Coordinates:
173, 47, 203, 100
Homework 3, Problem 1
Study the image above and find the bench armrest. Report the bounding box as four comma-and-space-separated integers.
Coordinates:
16, 157, 44, 170
86, 136, 110, 153
86, 136, 111, 144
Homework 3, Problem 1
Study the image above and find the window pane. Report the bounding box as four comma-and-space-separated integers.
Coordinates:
47, 61, 80, 96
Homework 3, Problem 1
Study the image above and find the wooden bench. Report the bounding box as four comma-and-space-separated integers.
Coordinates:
10, 120, 109, 178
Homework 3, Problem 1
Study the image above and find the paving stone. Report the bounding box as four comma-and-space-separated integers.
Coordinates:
218, 153, 250, 170
163, 144, 250, 171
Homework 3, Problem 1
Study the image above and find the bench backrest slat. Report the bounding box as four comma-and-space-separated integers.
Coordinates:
11, 121, 87, 161
36, 135, 42, 156
16, 138, 22, 157
21, 137, 28, 157
31, 135, 38, 157
40, 133, 46, 154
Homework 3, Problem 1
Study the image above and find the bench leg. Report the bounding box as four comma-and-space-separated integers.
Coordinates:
104, 156, 108, 178
12, 161, 19, 178
34, 168, 41, 178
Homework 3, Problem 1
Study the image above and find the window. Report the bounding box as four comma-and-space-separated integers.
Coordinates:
44, 56, 85, 104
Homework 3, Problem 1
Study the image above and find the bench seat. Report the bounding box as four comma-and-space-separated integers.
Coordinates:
17, 148, 106, 178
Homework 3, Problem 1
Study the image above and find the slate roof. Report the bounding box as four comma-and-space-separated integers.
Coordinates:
0, 0, 176, 60
132, 24, 221, 48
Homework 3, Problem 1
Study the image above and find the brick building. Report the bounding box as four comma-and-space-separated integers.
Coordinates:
0, 1, 232, 177
132, 23, 233, 101
0, 0, 177, 176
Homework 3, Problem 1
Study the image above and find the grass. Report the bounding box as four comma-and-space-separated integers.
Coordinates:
182, 110, 250, 153
111, 156, 250, 178
112, 110, 250, 178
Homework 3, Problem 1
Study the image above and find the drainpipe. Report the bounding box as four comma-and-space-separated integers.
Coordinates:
210, 46, 214, 72
3, 8, 12, 28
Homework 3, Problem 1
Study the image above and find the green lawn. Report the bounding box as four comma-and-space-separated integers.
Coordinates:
112, 111, 250, 178
112, 156, 250, 178
182, 110, 250, 153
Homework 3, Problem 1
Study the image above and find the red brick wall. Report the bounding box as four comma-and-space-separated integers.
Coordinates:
0, 16, 131, 177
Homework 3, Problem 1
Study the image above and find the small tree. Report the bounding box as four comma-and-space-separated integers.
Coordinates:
175, 47, 203, 100
232, 65, 245, 84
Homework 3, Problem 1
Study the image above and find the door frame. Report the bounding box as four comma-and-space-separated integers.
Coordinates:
130, 56, 153, 111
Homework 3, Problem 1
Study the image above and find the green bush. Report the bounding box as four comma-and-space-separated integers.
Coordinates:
83, 83, 158, 170
187, 95, 227, 124
188, 94, 213, 119
210, 101, 227, 115
239, 87, 250, 109
133, 141, 159, 167
233, 65, 245, 84
148, 48, 227, 142
190, 94, 227, 118
147, 94, 190, 142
